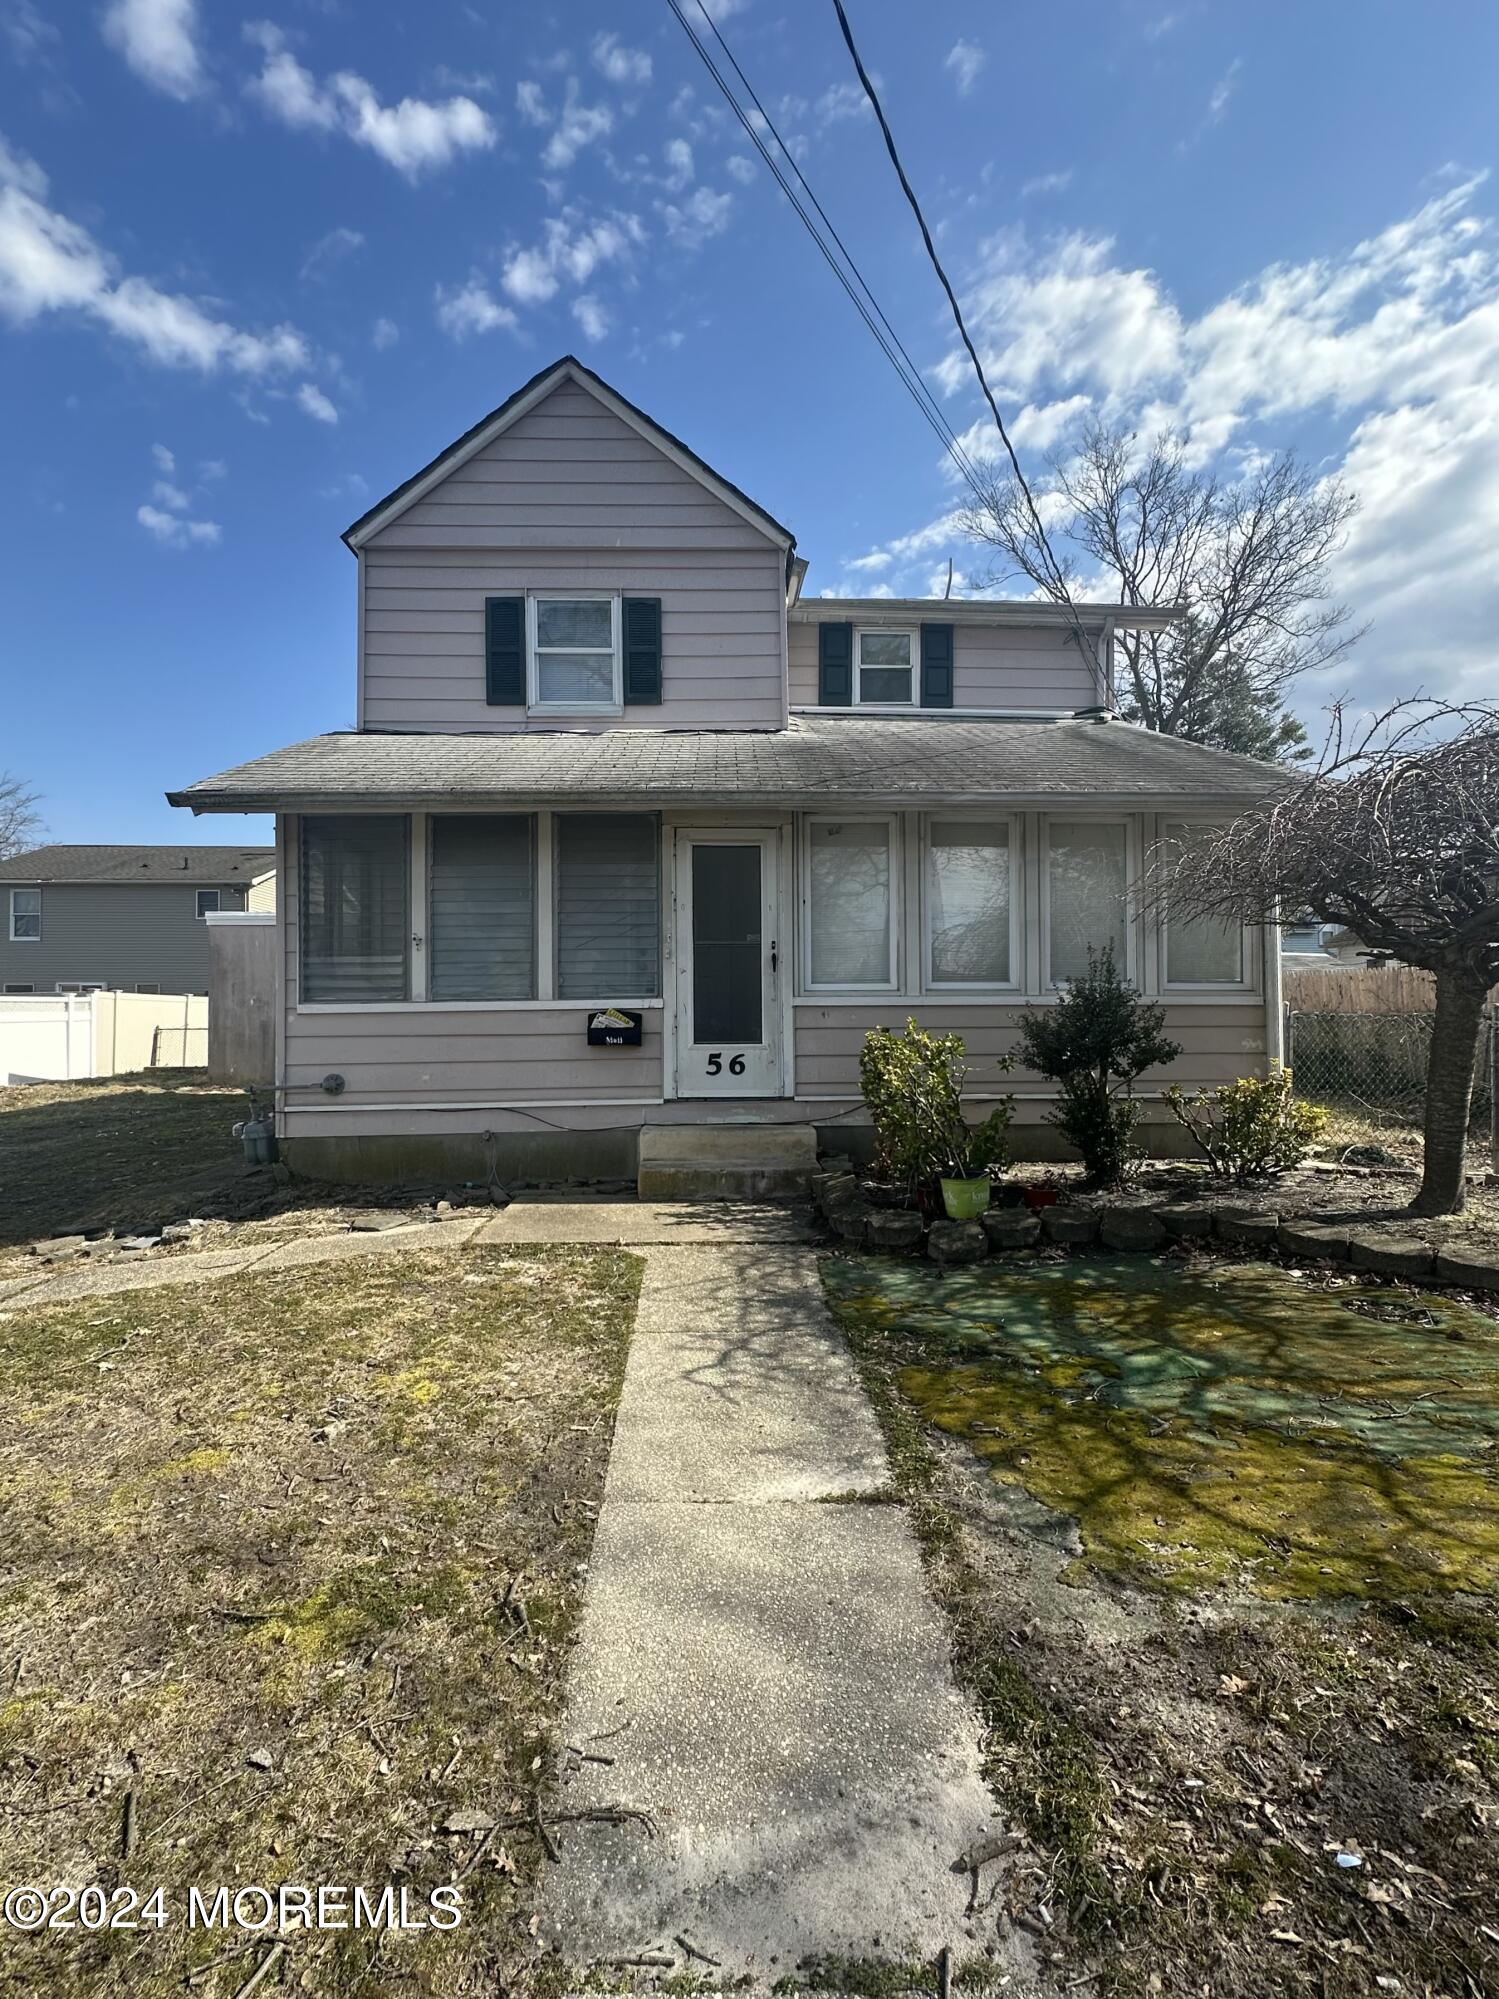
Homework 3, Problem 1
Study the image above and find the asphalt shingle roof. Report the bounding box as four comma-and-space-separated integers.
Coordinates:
167, 718, 1282, 813
0, 844, 274, 884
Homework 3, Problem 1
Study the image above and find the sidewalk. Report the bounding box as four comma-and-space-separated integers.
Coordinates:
542, 1242, 1026, 1983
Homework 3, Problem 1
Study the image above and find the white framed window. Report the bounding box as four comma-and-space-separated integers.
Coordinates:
924, 817, 1019, 988
1161, 820, 1249, 988
527, 594, 621, 714
195, 889, 220, 918
1043, 818, 1133, 986
56, 981, 106, 994
9, 887, 40, 941
854, 627, 916, 707
803, 816, 899, 990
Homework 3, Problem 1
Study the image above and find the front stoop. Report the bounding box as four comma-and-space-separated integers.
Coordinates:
637, 1122, 818, 1200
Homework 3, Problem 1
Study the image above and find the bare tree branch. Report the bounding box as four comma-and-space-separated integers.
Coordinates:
0, 774, 44, 860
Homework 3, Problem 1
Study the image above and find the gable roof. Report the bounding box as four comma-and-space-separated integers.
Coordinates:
342, 355, 796, 554
0, 844, 274, 885
168, 717, 1286, 815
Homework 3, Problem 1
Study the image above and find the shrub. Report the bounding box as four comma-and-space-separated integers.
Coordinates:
859, 1018, 1014, 1198
1017, 949, 1182, 1186
1164, 1069, 1329, 1180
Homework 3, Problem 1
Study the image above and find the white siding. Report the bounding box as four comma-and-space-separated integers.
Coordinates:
787, 617, 1100, 713
361, 380, 788, 732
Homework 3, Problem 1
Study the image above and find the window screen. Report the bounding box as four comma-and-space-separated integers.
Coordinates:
809, 820, 893, 985
1047, 821, 1127, 983
928, 821, 1011, 983
300, 815, 409, 1002
429, 815, 535, 1000
555, 814, 660, 998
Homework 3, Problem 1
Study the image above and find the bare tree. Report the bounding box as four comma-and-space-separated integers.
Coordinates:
0, 773, 43, 859
959, 423, 1361, 762
1156, 704, 1499, 1216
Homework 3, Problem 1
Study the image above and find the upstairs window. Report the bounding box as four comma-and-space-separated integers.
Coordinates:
855, 628, 915, 706
529, 596, 620, 713
9, 888, 40, 941
195, 889, 220, 918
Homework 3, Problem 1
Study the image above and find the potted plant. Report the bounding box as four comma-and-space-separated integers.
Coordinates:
858, 1019, 1014, 1219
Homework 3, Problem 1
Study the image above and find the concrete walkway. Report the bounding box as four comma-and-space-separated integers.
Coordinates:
542, 1242, 1018, 1983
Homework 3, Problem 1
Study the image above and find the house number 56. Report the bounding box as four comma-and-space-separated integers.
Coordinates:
705, 1053, 746, 1076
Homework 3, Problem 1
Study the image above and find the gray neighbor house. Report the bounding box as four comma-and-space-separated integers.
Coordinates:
169, 356, 1279, 1193
0, 845, 273, 997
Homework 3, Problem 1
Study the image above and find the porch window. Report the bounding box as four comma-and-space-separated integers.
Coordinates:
855, 628, 915, 706
1162, 821, 1244, 985
1045, 820, 1128, 984
9, 888, 40, 941
926, 820, 1014, 985
807, 819, 896, 987
529, 596, 620, 712
300, 815, 409, 1003
429, 815, 535, 1000
555, 814, 660, 997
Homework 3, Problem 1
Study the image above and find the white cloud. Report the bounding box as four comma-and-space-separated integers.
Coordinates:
499, 211, 641, 308
945, 39, 985, 96
0, 131, 47, 197
3, 2, 61, 69
663, 137, 694, 193
660, 184, 731, 249
244, 23, 496, 178
150, 441, 174, 474
1207, 57, 1242, 124
1021, 168, 1072, 199
540, 78, 613, 171
815, 79, 872, 125
725, 153, 755, 185
296, 381, 337, 423
0, 155, 309, 377
515, 79, 548, 126
591, 32, 651, 88
845, 551, 893, 573
435, 277, 518, 339
371, 314, 399, 349
101, 0, 204, 101
300, 225, 363, 280
151, 477, 190, 509
137, 502, 219, 546
572, 293, 609, 341
199, 456, 226, 479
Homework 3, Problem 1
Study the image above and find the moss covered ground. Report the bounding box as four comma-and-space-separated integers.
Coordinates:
826, 1251, 1499, 1998
0, 1243, 640, 1997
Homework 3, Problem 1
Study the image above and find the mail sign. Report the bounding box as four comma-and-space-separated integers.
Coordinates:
586, 1007, 643, 1048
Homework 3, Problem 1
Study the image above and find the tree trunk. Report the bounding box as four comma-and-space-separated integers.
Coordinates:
1409, 971, 1487, 1216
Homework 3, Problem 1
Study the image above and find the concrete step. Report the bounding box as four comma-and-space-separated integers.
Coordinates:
637, 1122, 817, 1200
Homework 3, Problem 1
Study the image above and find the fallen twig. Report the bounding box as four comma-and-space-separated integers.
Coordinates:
231, 1942, 284, 1999
675, 1935, 721, 1967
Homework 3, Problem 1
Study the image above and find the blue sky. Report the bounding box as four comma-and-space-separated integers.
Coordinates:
4, 0, 1498, 845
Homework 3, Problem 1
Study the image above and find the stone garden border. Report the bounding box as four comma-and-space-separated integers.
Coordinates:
810, 1165, 1499, 1294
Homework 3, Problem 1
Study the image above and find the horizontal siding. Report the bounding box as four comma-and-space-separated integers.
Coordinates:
787, 619, 1098, 712
0, 882, 246, 995
362, 543, 787, 733
794, 1002, 1267, 1103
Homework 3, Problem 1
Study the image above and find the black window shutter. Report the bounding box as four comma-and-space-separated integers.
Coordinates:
485, 597, 525, 706
622, 596, 663, 705
818, 621, 853, 705
920, 622, 954, 708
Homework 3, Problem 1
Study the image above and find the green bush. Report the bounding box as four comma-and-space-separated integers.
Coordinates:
859, 1017, 1014, 1197
1017, 949, 1182, 1186
1164, 1069, 1329, 1180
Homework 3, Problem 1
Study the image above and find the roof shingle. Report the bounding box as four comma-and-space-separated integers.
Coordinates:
0, 844, 274, 884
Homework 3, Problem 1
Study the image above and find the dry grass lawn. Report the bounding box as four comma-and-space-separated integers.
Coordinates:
0, 1243, 640, 1996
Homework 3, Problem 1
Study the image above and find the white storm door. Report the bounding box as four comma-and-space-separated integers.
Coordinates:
674, 831, 782, 1097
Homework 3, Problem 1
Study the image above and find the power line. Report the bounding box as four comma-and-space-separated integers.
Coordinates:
829, 0, 1097, 666
663, 0, 989, 505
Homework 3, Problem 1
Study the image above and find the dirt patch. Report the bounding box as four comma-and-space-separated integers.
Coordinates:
0, 1243, 641, 1996
827, 1255, 1499, 1998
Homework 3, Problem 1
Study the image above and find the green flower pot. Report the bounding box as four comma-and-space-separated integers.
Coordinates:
940, 1175, 992, 1221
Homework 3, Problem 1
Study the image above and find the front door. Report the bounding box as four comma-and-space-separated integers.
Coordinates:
673, 830, 781, 1097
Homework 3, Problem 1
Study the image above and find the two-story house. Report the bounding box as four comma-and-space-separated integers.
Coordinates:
0, 844, 272, 997
169, 356, 1279, 1190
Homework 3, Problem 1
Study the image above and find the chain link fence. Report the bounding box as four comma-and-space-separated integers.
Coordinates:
1287, 1008, 1494, 1131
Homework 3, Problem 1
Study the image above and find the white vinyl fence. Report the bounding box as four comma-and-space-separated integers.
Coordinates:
0, 992, 208, 1085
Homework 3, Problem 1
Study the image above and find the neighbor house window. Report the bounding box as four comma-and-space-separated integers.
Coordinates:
1045, 820, 1129, 985
9, 888, 40, 941
428, 815, 535, 1000
56, 982, 105, 994
300, 815, 409, 1003
1163, 821, 1244, 985
806, 819, 896, 987
529, 596, 620, 712
135, 983, 160, 994
926, 819, 1015, 986
555, 814, 660, 998
855, 628, 915, 706
195, 889, 220, 918
3, 984, 34, 993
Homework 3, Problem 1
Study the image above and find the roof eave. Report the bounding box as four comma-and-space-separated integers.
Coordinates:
169, 784, 1271, 816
